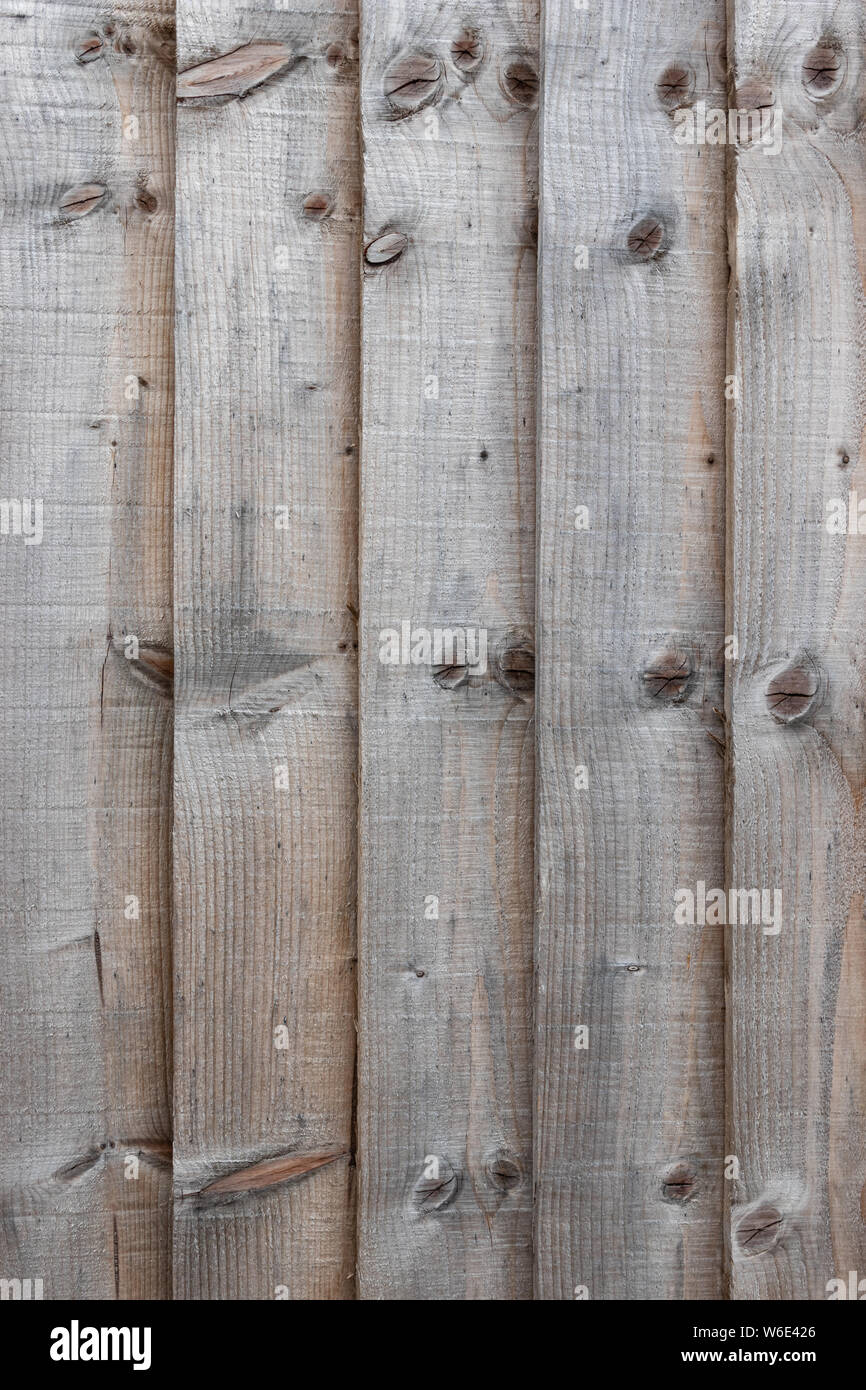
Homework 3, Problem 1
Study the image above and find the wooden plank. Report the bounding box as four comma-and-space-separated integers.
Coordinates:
0, 2, 174, 1298
173, 0, 359, 1298
357, 0, 537, 1299
726, 0, 866, 1299
535, 0, 728, 1298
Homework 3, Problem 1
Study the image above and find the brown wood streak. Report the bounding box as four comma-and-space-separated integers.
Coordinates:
199, 1150, 348, 1197
177, 41, 293, 99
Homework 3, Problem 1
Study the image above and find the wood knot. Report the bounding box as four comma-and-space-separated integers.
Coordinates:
384, 52, 443, 115
112, 29, 137, 57
451, 30, 483, 75
325, 42, 354, 74
656, 63, 695, 110
134, 186, 158, 215
765, 654, 820, 724
364, 231, 408, 266
502, 57, 538, 107
432, 662, 469, 690
642, 646, 692, 702
495, 630, 534, 698
147, 21, 176, 70
177, 41, 293, 101
412, 1156, 458, 1214
485, 1150, 522, 1192
735, 1203, 784, 1256
303, 191, 334, 220
74, 33, 103, 64
59, 184, 106, 218
627, 216, 664, 259
802, 43, 844, 99
733, 79, 776, 145
661, 1161, 697, 1203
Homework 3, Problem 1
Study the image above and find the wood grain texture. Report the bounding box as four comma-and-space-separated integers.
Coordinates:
173, 0, 359, 1299
535, 0, 728, 1299
0, 2, 174, 1298
726, 0, 866, 1300
357, 0, 537, 1300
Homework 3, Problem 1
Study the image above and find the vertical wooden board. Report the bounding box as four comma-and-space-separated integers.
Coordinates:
726, 0, 866, 1299
357, 0, 537, 1299
173, 1, 359, 1298
0, 3, 174, 1298
535, 0, 728, 1298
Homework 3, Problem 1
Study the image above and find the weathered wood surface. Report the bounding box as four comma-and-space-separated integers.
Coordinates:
2, 0, 865, 1305
535, 0, 728, 1298
726, 0, 866, 1300
0, 2, 174, 1298
173, 0, 359, 1298
356, 0, 538, 1299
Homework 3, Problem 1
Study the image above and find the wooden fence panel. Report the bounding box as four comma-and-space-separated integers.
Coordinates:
356, 0, 538, 1299
535, 0, 728, 1298
726, 0, 866, 1300
0, 2, 174, 1298
173, 0, 359, 1298
2, 0, 865, 1307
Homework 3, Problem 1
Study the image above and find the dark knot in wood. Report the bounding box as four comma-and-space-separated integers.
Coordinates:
628, 217, 664, 259
735, 1203, 784, 1256
502, 57, 539, 107
642, 646, 692, 702
384, 52, 443, 115
495, 630, 535, 698
412, 1156, 458, 1214
766, 655, 820, 724
451, 31, 483, 75
656, 64, 695, 110
661, 1160, 697, 1203
802, 44, 844, 98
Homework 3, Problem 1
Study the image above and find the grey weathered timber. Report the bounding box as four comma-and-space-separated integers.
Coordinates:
173, 0, 359, 1298
0, 2, 174, 1298
357, 0, 538, 1299
726, 0, 866, 1300
535, 0, 728, 1298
